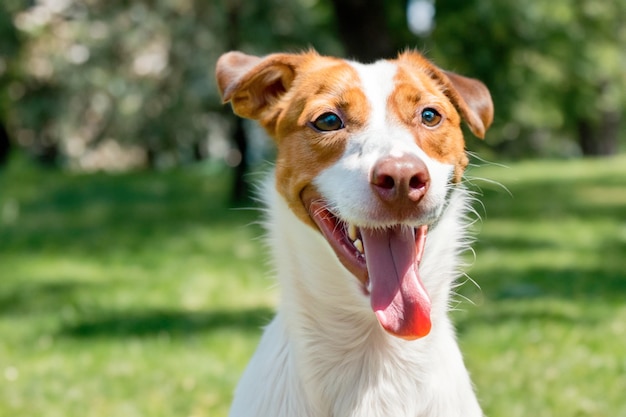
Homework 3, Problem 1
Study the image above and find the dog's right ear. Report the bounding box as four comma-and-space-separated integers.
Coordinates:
216, 51, 302, 120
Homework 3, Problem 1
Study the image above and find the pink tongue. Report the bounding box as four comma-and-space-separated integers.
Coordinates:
361, 225, 431, 340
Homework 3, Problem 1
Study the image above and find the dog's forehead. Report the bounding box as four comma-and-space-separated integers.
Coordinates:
346, 60, 398, 126
294, 56, 447, 124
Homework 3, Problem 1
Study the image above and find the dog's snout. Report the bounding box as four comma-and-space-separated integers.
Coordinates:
370, 155, 430, 205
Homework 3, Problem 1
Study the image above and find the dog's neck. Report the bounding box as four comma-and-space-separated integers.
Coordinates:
261, 177, 471, 416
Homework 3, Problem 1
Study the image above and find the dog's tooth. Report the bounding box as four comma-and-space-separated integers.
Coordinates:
348, 223, 358, 241
366, 279, 372, 293
354, 238, 364, 254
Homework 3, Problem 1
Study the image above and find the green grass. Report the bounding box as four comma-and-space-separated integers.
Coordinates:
458, 158, 626, 417
1, 155, 625, 416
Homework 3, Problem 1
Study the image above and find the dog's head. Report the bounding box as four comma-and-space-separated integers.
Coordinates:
216, 50, 493, 340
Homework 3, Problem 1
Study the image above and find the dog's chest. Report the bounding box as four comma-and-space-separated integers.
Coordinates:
294, 329, 431, 416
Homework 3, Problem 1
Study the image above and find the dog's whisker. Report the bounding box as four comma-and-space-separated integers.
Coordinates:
465, 175, 512, 198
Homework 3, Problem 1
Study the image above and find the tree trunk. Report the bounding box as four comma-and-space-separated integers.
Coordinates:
0, 120, 11, 166
231, 117, 250, 203
578, 111, 620, 156
192, 141, 204, 162
329, 0, 397, 61
32, 127, 59, 167
146, 147, 158, 169
226, 0, 252, 203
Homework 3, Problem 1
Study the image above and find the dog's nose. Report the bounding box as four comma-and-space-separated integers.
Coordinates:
370, 154, 430, 205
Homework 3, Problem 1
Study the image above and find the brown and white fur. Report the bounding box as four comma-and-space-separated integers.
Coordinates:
216, 49, 494, 417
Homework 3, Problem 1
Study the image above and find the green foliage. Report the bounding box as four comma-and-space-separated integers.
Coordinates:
2, 0, 625, 166
429, 0, 626, 156
3, 0, 341, 168
0, 0, 23, 117
1, 154, 625, 416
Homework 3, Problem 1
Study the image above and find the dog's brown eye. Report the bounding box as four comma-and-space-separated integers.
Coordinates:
312, 112, 344, 131
421, 108, 442, 127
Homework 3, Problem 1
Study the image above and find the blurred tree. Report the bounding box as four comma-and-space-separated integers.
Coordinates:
0, 0, 22, 165
4, 0, 624, 181
329, 0, 397, 61
429, 0, 626, 156
5, 0, 342, 172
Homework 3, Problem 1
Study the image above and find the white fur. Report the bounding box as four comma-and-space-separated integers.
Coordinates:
228, 60, 483, 417
228, 184, 481, 417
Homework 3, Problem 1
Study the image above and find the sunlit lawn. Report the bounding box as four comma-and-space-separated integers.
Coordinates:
1, 154, 625, 417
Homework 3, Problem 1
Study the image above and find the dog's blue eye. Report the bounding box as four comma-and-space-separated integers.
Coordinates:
312, 112, 344, 131
421, 108, 442, 127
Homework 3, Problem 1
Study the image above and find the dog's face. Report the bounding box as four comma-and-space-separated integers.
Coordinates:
216, 50, 493, 340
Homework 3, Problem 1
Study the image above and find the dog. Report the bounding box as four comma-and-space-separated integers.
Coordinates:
216, 49, 493, 417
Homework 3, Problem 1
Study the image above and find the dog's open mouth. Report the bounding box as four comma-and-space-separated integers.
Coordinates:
305, 197, 432, 340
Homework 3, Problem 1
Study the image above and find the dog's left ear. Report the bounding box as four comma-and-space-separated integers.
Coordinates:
398, 51, 494, 139
441, 71, 494, 139
216, 51, 303, 121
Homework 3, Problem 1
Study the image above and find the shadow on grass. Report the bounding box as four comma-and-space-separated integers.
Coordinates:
0, 280, 91, 315
466, 164, 626, 302
60, 306, 274, 339
454, 302, 602, 335
496, 266, 626, 298
0, 165, 264, 256
475, 175, 626, 222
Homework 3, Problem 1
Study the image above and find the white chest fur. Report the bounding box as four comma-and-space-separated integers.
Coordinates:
227, 182, 482, 417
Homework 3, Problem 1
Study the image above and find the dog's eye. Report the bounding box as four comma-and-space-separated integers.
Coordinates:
311, 112, 344, 131
420, 108, 442, 127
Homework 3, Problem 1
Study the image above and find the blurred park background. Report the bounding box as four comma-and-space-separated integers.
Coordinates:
1, 0, 625, 416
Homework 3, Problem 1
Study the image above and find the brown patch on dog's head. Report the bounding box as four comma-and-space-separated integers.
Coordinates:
394, 51, 494, 181
216, 51, 370, 227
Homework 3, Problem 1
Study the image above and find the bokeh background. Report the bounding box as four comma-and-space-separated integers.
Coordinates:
2, 0, 625, 175
1, 1, 625, 416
